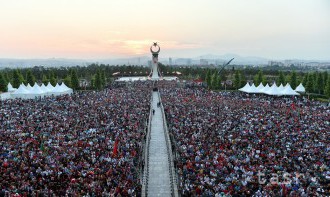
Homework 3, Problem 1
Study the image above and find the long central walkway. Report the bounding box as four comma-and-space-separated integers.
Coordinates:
147, 92, 172, 196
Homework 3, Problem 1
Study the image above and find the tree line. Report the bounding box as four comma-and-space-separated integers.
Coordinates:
202, 69, 330, 98
1, 64, 329, 98
0, 64, 149, 92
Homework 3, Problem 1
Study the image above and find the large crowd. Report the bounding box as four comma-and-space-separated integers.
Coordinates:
0, 84, 151, 196
161, 87, 330, 196
1, 79, 329, 196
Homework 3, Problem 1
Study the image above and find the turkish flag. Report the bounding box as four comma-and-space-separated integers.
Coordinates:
113, 138, 119, 157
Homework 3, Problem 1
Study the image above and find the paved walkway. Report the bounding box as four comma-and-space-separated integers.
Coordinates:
147, 92, 171, 196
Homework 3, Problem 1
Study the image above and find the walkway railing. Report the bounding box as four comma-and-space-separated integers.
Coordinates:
141, 92, 153, 197
158, 91, 179, 197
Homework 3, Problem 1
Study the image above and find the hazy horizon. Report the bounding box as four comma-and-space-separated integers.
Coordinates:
0, 0, 329, 60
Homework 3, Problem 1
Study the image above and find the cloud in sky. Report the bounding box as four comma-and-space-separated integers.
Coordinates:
0, 0, 329, 60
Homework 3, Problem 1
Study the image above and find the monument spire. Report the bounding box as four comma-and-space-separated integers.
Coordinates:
150, 42, 161, 80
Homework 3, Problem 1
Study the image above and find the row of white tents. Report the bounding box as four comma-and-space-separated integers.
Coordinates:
239, 82, 305, 96
6, 82, 73, 99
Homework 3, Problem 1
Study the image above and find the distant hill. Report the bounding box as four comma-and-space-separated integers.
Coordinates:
0, 54, 329, 68
197, 53, 269, 65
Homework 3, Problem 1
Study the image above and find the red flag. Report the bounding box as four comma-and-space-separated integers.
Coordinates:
113, 138, 119, 157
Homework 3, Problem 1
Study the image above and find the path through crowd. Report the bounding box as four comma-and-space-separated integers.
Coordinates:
146, 92, 172, 196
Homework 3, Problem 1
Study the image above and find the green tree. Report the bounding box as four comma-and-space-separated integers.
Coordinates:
49, 71, 57, 86
312, 72, 318, 93
12, 69, 24, 88
206, 70, 212, 89
323, 71, 328, 89
101, 70, 106, 87
325, 74, 330, 98
91, 76, 95, 88
70, 69, 79, 90
217, 75, 222, 90
233, 70, 241, 89
302, 74, 308, 86
315, 72, 324, 94
42, 75, 48, 84
94, 70, 102, 90
306, 73, 314, 93
26, 69, 36, 86
212, 74, 221, 90
0, 73, 7, 92
240, 72, 247, 87
290, 71, 298, 89
63, 75, 72, 87
278, 71, 286, 85
254, 70, 265, 85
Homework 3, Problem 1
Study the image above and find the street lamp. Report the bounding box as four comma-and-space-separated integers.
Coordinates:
218, 58, 234, 91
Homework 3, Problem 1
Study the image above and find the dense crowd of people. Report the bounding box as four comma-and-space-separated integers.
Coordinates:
161, 87, 330, 196
1, 79, 329, 196
0, 85, 151, 196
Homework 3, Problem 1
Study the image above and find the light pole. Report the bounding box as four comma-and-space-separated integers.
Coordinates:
218, 58, 234, 91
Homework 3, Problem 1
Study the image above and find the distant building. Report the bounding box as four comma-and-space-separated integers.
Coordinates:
187, 59, 192, 65
200, 59, 208, 66
79, 79, 90, 88
169, 58, 172, 65
268, 61, 284, 67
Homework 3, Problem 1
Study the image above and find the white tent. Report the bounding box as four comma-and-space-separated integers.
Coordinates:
26, 83, 33, 90
50, 83, 71, 96
7, 82, 17, 92
0, 92, 11, 100
238, 82, 251, 93
49, 83, 62, 96
265, 83, 281, 96
278, 84, 285, 92
256, 83, 265, 93
46, 82, 55, 92
239, 83, 262, 93
11, 84, 33, 99
248, 83, 259, 93
29, 83, 45, 97
40, 83, 51, 93
60, 82, 73, 94
295, 83, 305, 93
259, 83, 270, 93
281, 84, 300, 96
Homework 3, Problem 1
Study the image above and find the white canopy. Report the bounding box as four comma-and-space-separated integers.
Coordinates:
281, 84, 300, 96
240, 81, 300, 96
11, 84, 33, 99
7, 82, 17, 92
40, 83, 51, 93
49, 83, 67, 96
295, 83, 305, 93
265, 83, 281, 95
30, 83, 45, 95
60, 82, 73, 94
238, 82, 251, 92
9, 82, 73, 99
259, 83, 270, 93
248, 83, 259, 93
238, 83, 259, 93
278, 84, 285, 92
256, 83, 265, 93
46, 82, 55, 92
26, 83, 32, 90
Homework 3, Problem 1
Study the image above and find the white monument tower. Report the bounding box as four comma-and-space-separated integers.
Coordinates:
150, 42, 161, 80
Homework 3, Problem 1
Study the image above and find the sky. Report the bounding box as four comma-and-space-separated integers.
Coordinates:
0, 0, 329, 60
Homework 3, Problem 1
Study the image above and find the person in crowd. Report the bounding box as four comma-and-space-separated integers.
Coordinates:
161, 87, 330, 196
0, 82, 152, 196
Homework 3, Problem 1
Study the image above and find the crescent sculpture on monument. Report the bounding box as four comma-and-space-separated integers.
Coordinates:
150, 42, 160, 54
